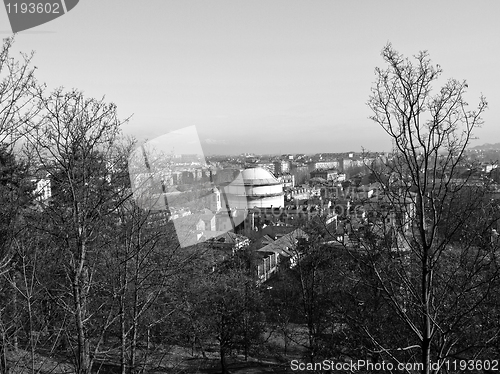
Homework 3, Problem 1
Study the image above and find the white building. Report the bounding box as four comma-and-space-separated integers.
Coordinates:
223, 167, 285, 209
33, 178, 51, 201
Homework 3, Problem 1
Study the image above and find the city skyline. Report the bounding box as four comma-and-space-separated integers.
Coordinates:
2, 0, 499, 154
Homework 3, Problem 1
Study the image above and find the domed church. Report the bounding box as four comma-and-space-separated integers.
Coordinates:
223, 167, 285, 209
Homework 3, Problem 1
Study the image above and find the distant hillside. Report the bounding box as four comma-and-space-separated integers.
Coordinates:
470, 143, 500, 150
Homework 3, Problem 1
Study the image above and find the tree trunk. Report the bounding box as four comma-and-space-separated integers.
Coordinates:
120, 279, 127, 374
283, 326, 288, 356
220, 346, 227, 374
421, 257, 432, 374
10, 271, 18, 353
120, 246, 130, 374
20, 261, 35, 373
243, 316, 248, 361
0, 330, 9, 374
129, 321, 137, 374
74, 282, 90, 374
73, 256, 91, 374
129, 250, 140, 374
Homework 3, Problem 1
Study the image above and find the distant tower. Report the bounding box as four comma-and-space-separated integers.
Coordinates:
210, 186, 222, 212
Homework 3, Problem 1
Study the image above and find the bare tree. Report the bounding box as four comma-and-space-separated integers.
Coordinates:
0, 37, 39, 149
364, 43, 499, 373
0, 143, 35, 373
25, 88, 128, 374
108, 201, 184, 374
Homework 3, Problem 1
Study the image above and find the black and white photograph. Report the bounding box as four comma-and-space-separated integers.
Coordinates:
1, 1, 500, 373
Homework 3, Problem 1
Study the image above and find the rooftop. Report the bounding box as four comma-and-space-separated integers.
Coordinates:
236, 167, 282, 186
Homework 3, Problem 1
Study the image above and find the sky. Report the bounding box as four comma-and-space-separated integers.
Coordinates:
2, 0, 499, 155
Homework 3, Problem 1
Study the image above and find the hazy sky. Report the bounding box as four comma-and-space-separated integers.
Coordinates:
2, 1, 499, 154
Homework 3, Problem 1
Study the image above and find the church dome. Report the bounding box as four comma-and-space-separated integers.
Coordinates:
237, 167, 282, 186
223, 167, 284, 209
